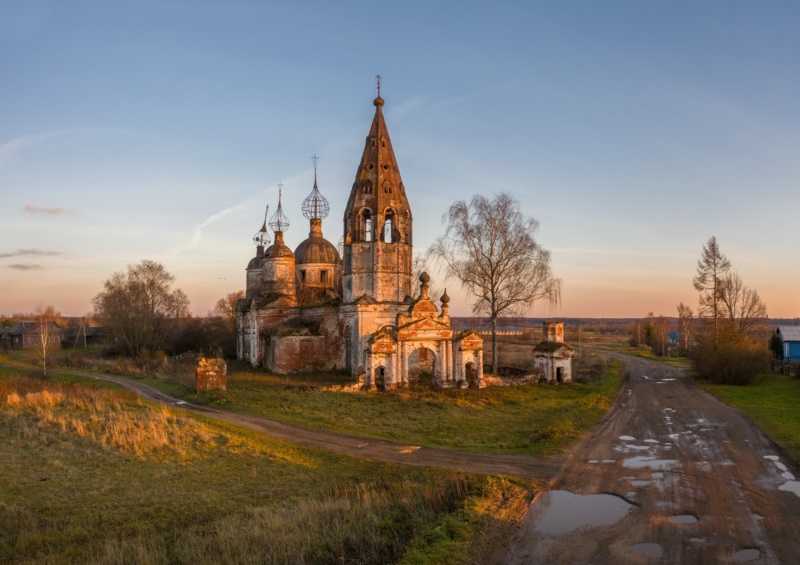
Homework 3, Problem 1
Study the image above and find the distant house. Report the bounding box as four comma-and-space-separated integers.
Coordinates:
777, 326, 800, 362
1, 321, 64, 351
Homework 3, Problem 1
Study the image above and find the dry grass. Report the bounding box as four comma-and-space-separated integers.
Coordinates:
0, 375, 222, 461
0, 371, 539, 564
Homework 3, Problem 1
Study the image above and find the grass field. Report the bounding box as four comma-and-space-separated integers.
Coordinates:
697, 371, 800, 463
0, 367, 538, 564
2, 347, 624, 456
141, 360, 623, 456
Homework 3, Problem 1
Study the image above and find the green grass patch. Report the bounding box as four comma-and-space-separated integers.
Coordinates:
697, 371, 800, 462
0, 368, 539, 563
138, 361, 623, 456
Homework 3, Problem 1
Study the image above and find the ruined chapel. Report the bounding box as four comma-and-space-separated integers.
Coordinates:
236, 90, 484, 389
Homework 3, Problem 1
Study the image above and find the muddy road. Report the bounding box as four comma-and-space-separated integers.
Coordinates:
502, 353, 800, 564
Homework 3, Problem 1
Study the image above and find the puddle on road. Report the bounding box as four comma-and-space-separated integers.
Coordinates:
668, 514, 698, 525
778, 481, 800, 497
619, 435, 637, 441
631, 543, 663, 558
529, 490, 635, 535
623, 456, 678, 470
644, 439, 659, 443
630, 480, 651, 487
731, 548, 761, 561
690, 537, 705, 544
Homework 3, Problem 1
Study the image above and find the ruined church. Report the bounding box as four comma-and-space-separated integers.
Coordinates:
237, 90, 484, 389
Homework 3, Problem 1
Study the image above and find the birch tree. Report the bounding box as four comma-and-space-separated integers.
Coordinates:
428, 193, 561, 374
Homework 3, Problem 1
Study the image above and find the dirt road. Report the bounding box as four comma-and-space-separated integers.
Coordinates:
2, 366, 562, 480
501, 353, 800, 564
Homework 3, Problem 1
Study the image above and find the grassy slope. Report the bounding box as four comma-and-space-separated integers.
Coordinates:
0, 368, 539, 564
144, 362, 623, 456
697, 372, 800, 462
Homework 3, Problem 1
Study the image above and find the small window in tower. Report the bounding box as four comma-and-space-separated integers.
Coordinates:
371, 137, 375, 147
320, 270, 328, 283
383, 218, 393, 242
363, 210, 372, 242
381, 136, 386, 148
382, 164, 388, 170
300, 270, 306, 283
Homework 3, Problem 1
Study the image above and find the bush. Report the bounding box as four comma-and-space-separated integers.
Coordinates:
691, 335, 770, 385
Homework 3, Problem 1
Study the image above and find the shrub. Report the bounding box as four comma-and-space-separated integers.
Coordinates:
691, 335, 770, 385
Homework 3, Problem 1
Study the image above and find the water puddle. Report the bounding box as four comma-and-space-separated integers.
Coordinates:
778, 481, 800, 497
731, 548, 761, 561
619, 435, 637, 441
529, 490, 635, 535
668, 514, 698, 525
764, 455, 779, 461
631, 543, 663, 557
630, 480, 651, 487
690, 537, 705, 544
644, 439, 659, 443
651, 472, 664, 479
623, 456, 678, 470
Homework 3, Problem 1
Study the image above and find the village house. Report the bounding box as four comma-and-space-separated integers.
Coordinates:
777, 325, 800, 362
1, 321, 64, 351
237, 89, 484, 389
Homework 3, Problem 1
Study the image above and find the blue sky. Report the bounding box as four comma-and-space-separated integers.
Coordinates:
1, 1, 798, 318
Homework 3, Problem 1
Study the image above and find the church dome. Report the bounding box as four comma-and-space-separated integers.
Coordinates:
247, 255, 263, 269
295, 234, 340, 265
265, 241, 294, 259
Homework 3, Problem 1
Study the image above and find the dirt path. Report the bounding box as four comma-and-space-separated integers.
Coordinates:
1, 365, 563, 480
501, 353, 800, 564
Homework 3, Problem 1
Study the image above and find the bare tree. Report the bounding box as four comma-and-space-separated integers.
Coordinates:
693, 236, 731, 349
93, 260, 190, 357
676, 302, 695, 353
31, 305, 62, 377
212, 290, 245, 329
718, 272, 767, 337
428, 193, 561, 373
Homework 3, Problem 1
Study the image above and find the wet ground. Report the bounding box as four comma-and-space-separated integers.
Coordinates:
501, 353, 800, 564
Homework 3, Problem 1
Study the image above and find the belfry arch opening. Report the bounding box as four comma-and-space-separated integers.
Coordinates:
383, 209, 396, 243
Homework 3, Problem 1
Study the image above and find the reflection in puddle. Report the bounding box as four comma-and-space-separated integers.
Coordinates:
778, 480, 800, 497
529, 490, 635, 535
632, 543, 663, 557
668, 514, 698, 524
619, 435, 637, 441
623, 456, 678, 470
630, 480, 651, 487
731, 548, 761, 561
690, 537, 705, 544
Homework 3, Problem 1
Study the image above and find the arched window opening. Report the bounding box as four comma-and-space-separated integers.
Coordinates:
320, 270, 328, 284
363, 210, 372, 242
383, 209, 395, 243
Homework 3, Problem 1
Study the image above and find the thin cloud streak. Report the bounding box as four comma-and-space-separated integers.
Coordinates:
0, 130, 79, 168
25, 204, 67, 215
8, 264, 44, 271
0, 249, 62, 259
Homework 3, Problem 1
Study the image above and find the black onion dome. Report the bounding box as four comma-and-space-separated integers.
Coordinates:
294, 236, 340, 265
247, 256, 263, 269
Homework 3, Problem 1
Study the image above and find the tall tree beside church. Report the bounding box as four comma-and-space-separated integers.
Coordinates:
93, 260, 190, 357
428, 193, 561, 374
693, 236, 731, 349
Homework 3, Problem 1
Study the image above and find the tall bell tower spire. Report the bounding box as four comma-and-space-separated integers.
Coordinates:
342, 80, 413, 303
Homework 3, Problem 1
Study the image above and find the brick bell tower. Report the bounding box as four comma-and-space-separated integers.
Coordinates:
342, 79, 413, 303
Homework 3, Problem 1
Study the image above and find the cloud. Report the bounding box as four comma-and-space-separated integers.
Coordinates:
0, 129, 84, 169
24, 204, 67, 215
8, 264, 44, 271
0, 249, 62, 259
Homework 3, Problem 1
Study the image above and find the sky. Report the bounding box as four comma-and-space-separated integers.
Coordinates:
1, 0, 799, 319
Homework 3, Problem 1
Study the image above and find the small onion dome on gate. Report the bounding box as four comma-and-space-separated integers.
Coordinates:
440, 289, 450, 304
247, 254, 264, 269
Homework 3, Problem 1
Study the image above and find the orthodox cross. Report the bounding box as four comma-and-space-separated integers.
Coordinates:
376, 74, 382, 97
